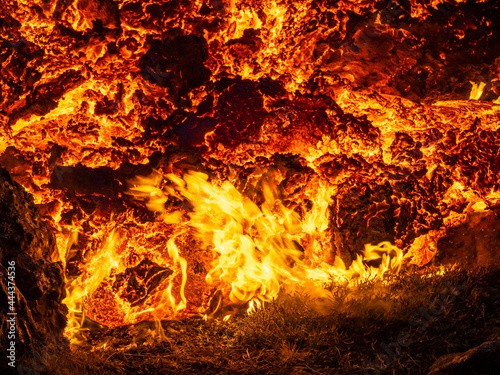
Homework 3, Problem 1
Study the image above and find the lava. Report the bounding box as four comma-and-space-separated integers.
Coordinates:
1, 0, 500, 340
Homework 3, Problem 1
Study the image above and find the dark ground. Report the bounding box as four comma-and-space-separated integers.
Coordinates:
40, 265, 500, 375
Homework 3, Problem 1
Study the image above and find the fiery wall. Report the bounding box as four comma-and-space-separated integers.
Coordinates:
1, 0, 500, 331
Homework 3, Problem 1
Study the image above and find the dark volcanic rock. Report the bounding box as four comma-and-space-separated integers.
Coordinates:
428, 340, 500, 375
332, 178, 396, 264
437, 209, 500, 268
140, 34, 211, 101
113, 258, 174, 307
0, 168, 67, 373
8, 69, 85, 126
211, 79, 267, 148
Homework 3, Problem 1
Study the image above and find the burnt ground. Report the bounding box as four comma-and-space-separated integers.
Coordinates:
40, 265, 500, 375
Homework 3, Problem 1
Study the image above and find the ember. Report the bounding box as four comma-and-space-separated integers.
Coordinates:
1, 0, 500, 373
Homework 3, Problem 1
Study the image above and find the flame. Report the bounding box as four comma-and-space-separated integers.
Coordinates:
469, 81, 486, 100
62, 211, 192, 337
126, 170, 408, 316
163, 235, 188, 312
2, 0, 499, 341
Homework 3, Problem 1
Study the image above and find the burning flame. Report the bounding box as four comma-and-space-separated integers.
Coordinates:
3, 0, 499, 343
63, 168, 409, 341
469, 81, 486, 100
128, 171, 408, 313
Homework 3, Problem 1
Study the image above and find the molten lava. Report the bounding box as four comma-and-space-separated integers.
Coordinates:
1, 0, 500, 340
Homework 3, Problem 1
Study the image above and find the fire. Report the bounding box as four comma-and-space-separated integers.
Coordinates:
469, 81, 486, 100
61, 168, 408, 340
127, 170, 408, 312
62, 214, 197, 333
164, 170, 307, 305
2, 0, 500, 344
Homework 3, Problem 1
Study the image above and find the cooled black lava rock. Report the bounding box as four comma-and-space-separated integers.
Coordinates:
0, 168, 67, 374
428, 340, 500, 375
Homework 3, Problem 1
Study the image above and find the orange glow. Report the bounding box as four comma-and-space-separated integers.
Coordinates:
2, 0, 499, 342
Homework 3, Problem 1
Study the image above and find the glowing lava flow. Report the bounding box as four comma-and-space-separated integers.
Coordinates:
3, 0, 500, 343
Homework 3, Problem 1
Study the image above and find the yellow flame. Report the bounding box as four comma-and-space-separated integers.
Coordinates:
154, 171, 407, 306
62, 228, 122, 342
163, 236, 188, 312
64, 169, 410, 340
63, 217, 190, 339
469, 81, 486, 100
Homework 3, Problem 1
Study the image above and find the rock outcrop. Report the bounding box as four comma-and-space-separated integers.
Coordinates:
0, 168, 67, 374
